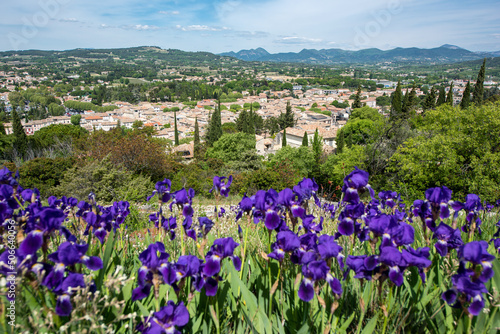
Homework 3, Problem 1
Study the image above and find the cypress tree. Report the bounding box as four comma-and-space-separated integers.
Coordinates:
194, 117, 200, 158
472, 58, 486, 106
436, 86, 446, 106
402, 88, 410, 114
285, 101, 294, 128
408, 83, 417, 111
391, 81, 402, 119
0, 122, 5, 136
302, 131, 309, 147
312, 128, 322, 164
336, 129, 345, 153
12, 110, 28, 156
352, 85, 363, 109
446, 82, 454, 105
460, 81, 471, 109
206, 103, 222, 147
174, 111, 179, 146
423, 87, 437, 112
282, 128, 287, 147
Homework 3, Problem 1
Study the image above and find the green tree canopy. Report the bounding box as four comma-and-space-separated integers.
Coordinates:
350, 106, 382, 122
267, 146, 314, 177
206, 132, 257, 163
388, 102, 500, 202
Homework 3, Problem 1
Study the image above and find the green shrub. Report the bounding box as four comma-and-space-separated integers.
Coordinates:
18, 157, 75, 198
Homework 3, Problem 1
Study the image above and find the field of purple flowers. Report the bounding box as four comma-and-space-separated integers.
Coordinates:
1, 165, 500, 333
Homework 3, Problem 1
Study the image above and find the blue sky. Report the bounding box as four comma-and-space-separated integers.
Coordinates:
1, 0, 499, 53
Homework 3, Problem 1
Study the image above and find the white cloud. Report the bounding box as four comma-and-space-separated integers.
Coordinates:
176, 25, 230, 32
128, 24, 159, 31
276, 36, 323, 44
159, 10, 180, 15
59, 18, 80, 23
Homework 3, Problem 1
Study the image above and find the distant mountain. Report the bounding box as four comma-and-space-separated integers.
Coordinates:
221, 47, 270, 61
0, 46, 239, 67
220, 45, 500, 64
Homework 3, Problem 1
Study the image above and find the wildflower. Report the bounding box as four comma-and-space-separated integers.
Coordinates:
136, 300, 189, 334
53, 273, 85, 316
341, 167, 374, 204
19, 207, 67, 256
298, 260, 342, 302
132, 242, 171, 301
253, 190, 281, 230
235, 193, 254, 221
433, 222, 464, 257
147, 178, 172, 203
452, 194, 483, 233
378, 191, 399, 209
268, 231, 300, 262
204, 237, 241, 277
425, 186, 452, 220
210, 176, 233, 197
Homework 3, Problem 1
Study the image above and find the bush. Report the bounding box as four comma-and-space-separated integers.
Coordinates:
18, 157, 75, 198
267, 146, 314, 177
235, 160, 300, 195
55, 157, 135, 202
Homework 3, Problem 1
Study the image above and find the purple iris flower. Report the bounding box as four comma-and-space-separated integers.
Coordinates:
293, 177, 319, 205
0, 166, 18, 186
204, 237, 241, 277
149, 212, 165, 229
317, 234, 344, 268
291, 233, 319, 265
147, 178, 172, 202
278, 188, 307, 220
379, 246, 405, 286
44, 242, 102, 289
444, 275, 488, 315
162, 216, 177, 240
161, 255, 203, 290
425, 186, 452, 220
19, 207, 67, 256
301, 214, 323, 234
433, 222, 464, 257
442, 241, 495, 315
20, 188, 40, 204
268, 231, 300, 262
83, 211, 113, 244
202, 238, 241, 296
217, 207, 226, 218
52, 273, 86, 316
137, 300, 189, 334
170, 188, 196, 239
132, 242, 172, 301
337, 202, 365, 236
198, 217, 214, 238
378, 191, 399, 209
492, 238, 500, 254
253, 189, 281, 230
235, 193, 254, 221
458, 241, 495, 283
452, 194, 484, 233
109, 201, 130, 231
402, 247, 432, 282
298, 260, 342, 302
170, 188, 195, 216
210, 176, 233, 197
345, 255, 378, 280
341, 167, 374, 204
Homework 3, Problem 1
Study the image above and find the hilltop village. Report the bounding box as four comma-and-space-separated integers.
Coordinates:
1, 67, 487, 158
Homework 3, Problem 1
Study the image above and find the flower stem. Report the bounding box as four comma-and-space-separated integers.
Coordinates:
268, 230, 273, 329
